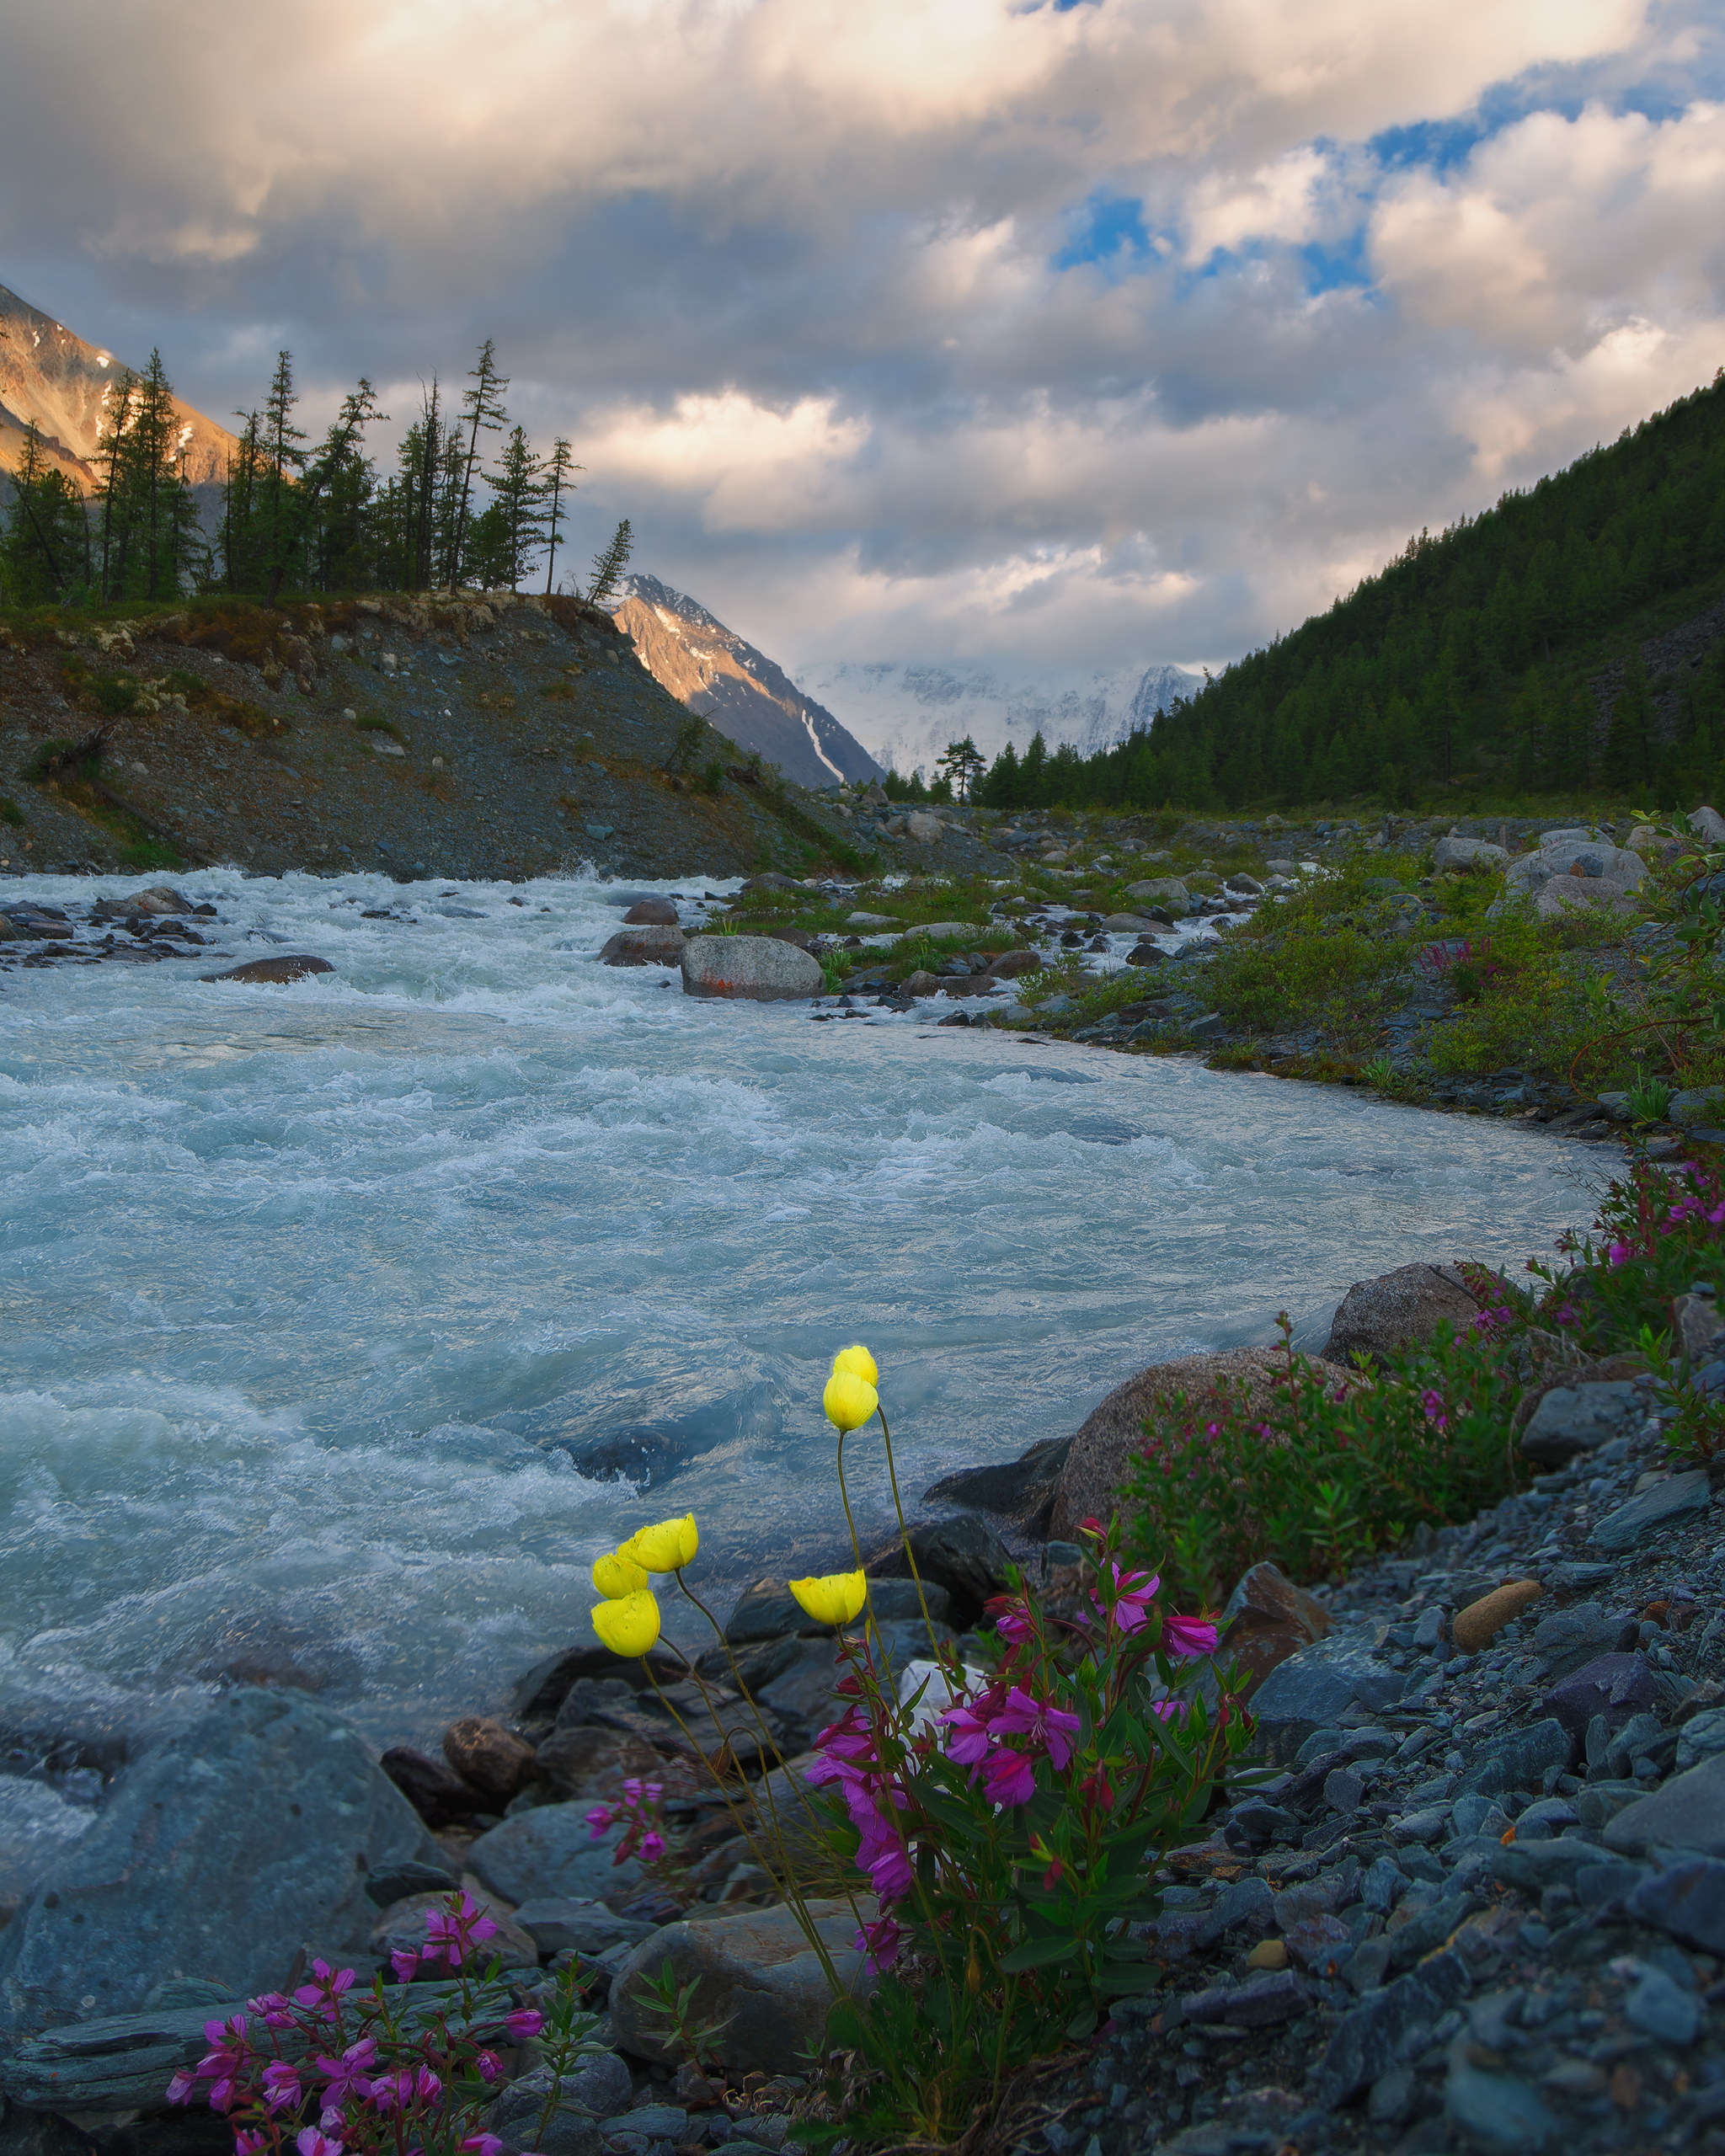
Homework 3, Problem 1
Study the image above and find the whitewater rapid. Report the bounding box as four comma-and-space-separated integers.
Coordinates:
1, 867, 1598, 1806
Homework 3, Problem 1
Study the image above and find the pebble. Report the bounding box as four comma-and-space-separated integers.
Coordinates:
1452, 1578, 1545, 1652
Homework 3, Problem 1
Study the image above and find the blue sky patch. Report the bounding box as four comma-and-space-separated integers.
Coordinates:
1055, 189, 1152, 275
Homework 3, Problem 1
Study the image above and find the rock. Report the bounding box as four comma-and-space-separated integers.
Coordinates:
1124, 878, 1187, 902
1049, 1347, 1366, 1541
864, 1514, 1014, 1628
1625, 1967, 1701, 2046
1451, 1580, 1544, 1655
483, 2063, 611, 2156
201, 954, 334, 985
1444, 2044, 1557, 2152
600, 926, 686, 966
1669, 1086, 1725, 1129
466, 1807, 644, 1908
535, 1725, 666, 1804
371, 1886, 537, 1971
1457, 1718, 1573, 1796
1322, 1262, 1477, 1368
1627, 1858, 1725, 1953
1504, 839, 1647, 895
1247, 1638, 1407, 1766
847, 911, 895, 927
1533, 873, 1641, 921
900, 969, 943, 998
1124, 942, 1165, 969
1543, 1651, 1656, 1739
1592, 1469, 1712, 1552
1521, 1380, 1646, 1465
1677, 1706, 1725, 1770
1284, 1913, 1353, 1971
382, 1745, 486, 1825
442, 1716, 537, 1806
622, 899, 679, 926
509, 1645, 686, 1726
510, 1898, 659, 1956
1218, 1561, 1332, 1695
985, 947, 1043, 979
740, 873, 806, 894
1223, 874, 1263, 896
1673, 1292, 1725, 1363
364, 1858, 460, 1907
726, 1580, 841, 1645
1101, 913, 1156, 932
1530, 1604, 1638, 1680
1690, 804, 1725, 842
1604, 1753, 1725, 1858
923, 1433, 1071, 1520
0, 1688, 438, 2034
608, 1900, 873, 2074
681, 936, 824, 1002
128, 884, 195, 915
1309, 1951, 1471, 2109
902, 920, 972, 941
1433, 835, 1507, 870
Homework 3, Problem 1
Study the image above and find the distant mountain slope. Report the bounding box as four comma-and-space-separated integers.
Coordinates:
609, 574, 883, 788
0, 281, 239, 493
789, 658, 1203, 779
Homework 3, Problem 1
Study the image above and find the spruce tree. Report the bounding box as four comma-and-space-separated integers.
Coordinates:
448, 339, 509, 592
260, 352, 308, 596
540, 436, 581, 595
484, 424, 545, 591
0, 422, 88, 604
585, 518, 633, 606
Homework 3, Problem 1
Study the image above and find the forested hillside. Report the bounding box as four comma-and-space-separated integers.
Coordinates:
973, 369, 1725, 815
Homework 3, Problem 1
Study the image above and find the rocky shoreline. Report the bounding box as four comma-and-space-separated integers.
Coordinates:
3, 1256, 1722, 2156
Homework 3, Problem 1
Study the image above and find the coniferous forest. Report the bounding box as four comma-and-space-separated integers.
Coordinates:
0, 340, 628, 612
968, 369, 1725, 814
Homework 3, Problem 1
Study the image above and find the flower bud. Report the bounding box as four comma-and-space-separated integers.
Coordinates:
591, 1589, 661, 1656
788, 1569, 868, 1625
591, 1550, 649, 1599
831, 1342, 879, 1386
823, 1370, 878, 1433
621, 1513, 699, 1572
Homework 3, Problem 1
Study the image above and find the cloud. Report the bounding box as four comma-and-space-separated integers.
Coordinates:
1, 0, 1721, 693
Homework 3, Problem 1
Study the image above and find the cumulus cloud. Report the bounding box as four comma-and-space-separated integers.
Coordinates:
2, 0, 1721, 686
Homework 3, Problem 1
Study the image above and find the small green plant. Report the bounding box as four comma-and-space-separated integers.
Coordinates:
633, 1957, 734, 2074
1625, 1070, 1674, 1123
0, 795, 23, 827
351, 712, 400, 737
24, 737, 87, 782
1360, 1052, 1399, 1091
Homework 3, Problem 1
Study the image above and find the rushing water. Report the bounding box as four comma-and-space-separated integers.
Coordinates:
0, 867, 1601, 1869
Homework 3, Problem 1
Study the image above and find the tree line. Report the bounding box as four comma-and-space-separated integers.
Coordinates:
1, 339, 633, 611
885, 371, 1725, 814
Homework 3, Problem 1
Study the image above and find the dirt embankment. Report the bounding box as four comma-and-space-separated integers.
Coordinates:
0, 592, 914, 884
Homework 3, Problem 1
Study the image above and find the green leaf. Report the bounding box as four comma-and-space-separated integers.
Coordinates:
999, 1932, 1084, 1972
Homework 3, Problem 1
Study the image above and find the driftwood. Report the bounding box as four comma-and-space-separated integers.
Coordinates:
0, 1982, 510, 2115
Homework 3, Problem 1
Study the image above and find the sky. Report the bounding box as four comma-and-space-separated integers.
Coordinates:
3, 0, 1723, 680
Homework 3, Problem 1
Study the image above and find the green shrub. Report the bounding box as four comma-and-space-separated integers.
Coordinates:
0, 795, 23, 828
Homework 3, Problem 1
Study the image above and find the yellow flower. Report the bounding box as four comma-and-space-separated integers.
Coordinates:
621, 1513, 699, 1573
831, 1343, 879, 1387
591, 1589, 661, 1657
823, 1369, 879, 1433
788, 1570, 868, 1625
591, 1550, 649, 1599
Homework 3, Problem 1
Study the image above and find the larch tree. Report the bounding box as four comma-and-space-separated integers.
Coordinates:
448, 339, 509, 592
540, 436, 581, 595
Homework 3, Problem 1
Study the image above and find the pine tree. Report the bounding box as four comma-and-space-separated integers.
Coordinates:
540, 436, 581, 595
585, 519, 633, 606
483, 424, 545, 591
936, 735, 985, 802
221, 411, 266, 592
0, 422, 88, 604
93, 370, 137, 601
448, 339, 509, 592
260, 352, 308, 597
268, 380, 383, 600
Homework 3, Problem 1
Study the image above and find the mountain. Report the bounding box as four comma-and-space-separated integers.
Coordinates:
0, 280, 238, 494
608, 574, 884, 788
788, 659, 1204, 780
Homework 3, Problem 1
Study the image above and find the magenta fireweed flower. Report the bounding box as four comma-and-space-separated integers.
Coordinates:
389, 1947, 421, 1983
1162, 1612, 1219, 1659
476, 2051, 505, 2084
262, 2061, 304, 2112
993, 1688, 1081, 1769
1097, 1563, 1160, 1634
246, 1990, 296, 2031
196, 2016, 251, 2111
854, 1913, 904, 1972
585, 1803, 612, 1840
315, 2037, 377, 2111
938, 1701, 995, 1767
1608, 1241, 1631, 1266
234, 2134, 269, 2155
640, 1829, 666, 1862
982, 1748, 1038, 1806
462, 2136, 506, 2156
166, 2071, 196, 2106
294, 1961, 355, 2015
296, 2131, 344, 2156
505, 2007, 544, 2041
425, 1894, 497, 1968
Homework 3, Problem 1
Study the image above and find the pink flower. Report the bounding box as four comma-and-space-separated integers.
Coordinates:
476, 2052, 505, 2084
1607, 1240, 1631, 1266
505, 2007, 544, 2041
1095, 1563, 1160, 1634
854, 1913, 904, 1972
462, 2137, 506, 2156
982, 1748, 1037, 1806
235, 2134, 269, 2154
296, 2132, 344, 2156
315, 2037, 377, 2111
938, 1701, 995, 1767
166, 2071, 196, 2106
425, 1894, 497, 1969
246, 1991, 296, 2031
293, 1961, 355, 2015
390, 1948, 420, 1984
262, 2061, 304, 2112
585, 1803, 616, 1841
993, 1688, 1081, 1769
1161, 1613, 1218, 1660
640, 1829, 665, 1863
987, 1595, 1034, 1646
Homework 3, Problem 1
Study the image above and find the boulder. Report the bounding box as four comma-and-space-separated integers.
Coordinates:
1521, 1380, 1646, 1465
1532, 874, 1641, 921
923, 1433, 1073, 1520
1049, 1347, 1368, 1540
608, 1901, 873, 2074
442, 1716, 537, 1807
509, 1644, 687, 1726
864, 1513, 1014, 1629
900, 969, 943, 998
1101, 914, 1157, 932
509, 1899, 658, 1956
622, 898, 679, 926
1528, 1604, 1637, 1679
985, 948, 1044, 980
201, 954, 334, 985
371, 1886, 538, 1972
1670, 1088, 1725, 1130
1503, 841, 1646, 897
1321, 1263, 1477, 1369
1542, 1651, 1656, 1739
1247, 1638, 1408, 1766
1219, 1561, 1332, 1694
130, 884, 195, 915
600, 926, 686, 966
903, 811, 943, 844
1124, 943, 1166, 969
0, 1688, 440, 2034
725, 1580, 841, 1645
771, 926, 819, 951
382, 1745, 486, 1826
903, 920, 971, 941
1690, 804, 1725, 844
466, 1808, 644, 1909
1432, 836, 1507, 872
534, 1725, 665, 1804
1125, 878, 1187, 903
681, 935, 823, 1002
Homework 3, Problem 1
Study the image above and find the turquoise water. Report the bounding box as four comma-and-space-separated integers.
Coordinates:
0, 867, 1597, 1853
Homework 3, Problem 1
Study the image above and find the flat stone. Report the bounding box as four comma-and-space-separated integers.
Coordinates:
1521, 1382, 1646, 1465
1627, 1857, 1725, 1952
510, 1897, 660, 1956
1445, 2047, 1558, 2152
1458, 1718, 1573, 1797
1208, 1876, 1275, 1936
0, 1689, 436, 2034
1605, 1753, 1725, 1858
1389, 1806, 1450, 1846
1592, 1470, 1712, 1553
1677, 1707, 1725, 1771
201, 953, 334, 985
1625, 1967, 1701, 2046
1309, 1951, 1471, 2109
1284, 1913, 1354, 1971
1543, 1650, 1655, 1737
1239, 1636, 1404, 1766
1533, 1604, 1640, 1681
1220, 1968, 1308, 2025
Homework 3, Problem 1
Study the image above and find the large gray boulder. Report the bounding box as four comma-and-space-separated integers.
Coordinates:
1503, 839, 1646, 897
608, 1901, 872, 2073
599, 926, 686, 967
681, 935, 824, 1002
1433, 835, 1507, 872
1322, 1263, 1477, 1369
0, 1689, 439, 2036
465, 1806, 643, 1908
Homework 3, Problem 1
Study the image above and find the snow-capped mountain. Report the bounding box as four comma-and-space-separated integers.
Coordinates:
789, 659, 1204, 781
0, 280, 238, 491
608, 575, 883, 790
